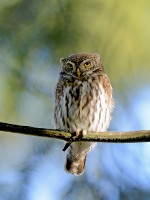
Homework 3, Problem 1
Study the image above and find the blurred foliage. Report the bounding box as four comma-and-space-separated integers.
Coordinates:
0, 0, 150, 200
0, 0, 150, 71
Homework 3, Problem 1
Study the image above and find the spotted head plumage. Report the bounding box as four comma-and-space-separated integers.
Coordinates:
60, 53, 104, 79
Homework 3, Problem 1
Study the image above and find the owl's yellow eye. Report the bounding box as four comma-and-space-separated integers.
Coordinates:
67, 63, 73, 69
84, 61, 91, 67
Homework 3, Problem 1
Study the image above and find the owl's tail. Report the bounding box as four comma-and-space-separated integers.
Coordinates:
65, 153, 87, 176
64, 141, 94, 175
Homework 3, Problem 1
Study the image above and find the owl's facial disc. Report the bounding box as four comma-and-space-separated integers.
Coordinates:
74, 59, 94, 78
60, 53, 103, 79
63, 61, 82, 78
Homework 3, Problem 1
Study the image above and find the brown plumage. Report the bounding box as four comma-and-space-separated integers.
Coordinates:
54, 53, 113, 175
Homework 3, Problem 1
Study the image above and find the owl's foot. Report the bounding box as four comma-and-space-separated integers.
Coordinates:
62, 142, 71, 151
62, 130, 86, 151
76, 130, 87, 137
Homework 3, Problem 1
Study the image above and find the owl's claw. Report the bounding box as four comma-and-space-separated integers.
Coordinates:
76, 130, 87, 137
62, 130, 86, 152
62, 142, 71, 151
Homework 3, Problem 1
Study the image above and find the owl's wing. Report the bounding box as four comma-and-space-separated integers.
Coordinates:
101, 73, 114, 111
55, 76, 65, 102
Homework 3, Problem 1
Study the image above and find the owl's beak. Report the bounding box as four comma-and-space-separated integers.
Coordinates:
76, 68, 81, 77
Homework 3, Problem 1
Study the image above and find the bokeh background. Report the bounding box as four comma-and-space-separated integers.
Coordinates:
0, 0, 150, 199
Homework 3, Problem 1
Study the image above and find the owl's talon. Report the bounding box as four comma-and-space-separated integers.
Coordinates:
75, 130, 87, 138
62, 130, 85, 151
62, 142, 71, 151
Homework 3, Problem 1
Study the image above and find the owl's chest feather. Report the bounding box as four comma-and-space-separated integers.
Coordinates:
56, 79, 110, 132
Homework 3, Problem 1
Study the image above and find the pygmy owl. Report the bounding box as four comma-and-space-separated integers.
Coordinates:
54, 53, 113, 175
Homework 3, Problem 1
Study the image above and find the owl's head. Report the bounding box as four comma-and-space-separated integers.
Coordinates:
60, 53, 104, 78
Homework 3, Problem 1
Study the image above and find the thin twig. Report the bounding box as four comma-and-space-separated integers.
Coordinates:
0, 122, 150, 143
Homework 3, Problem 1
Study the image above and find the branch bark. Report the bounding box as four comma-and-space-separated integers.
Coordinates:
0, 122, 150, 143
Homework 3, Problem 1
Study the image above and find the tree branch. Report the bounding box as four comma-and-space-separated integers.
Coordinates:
0, 122, 150, 143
